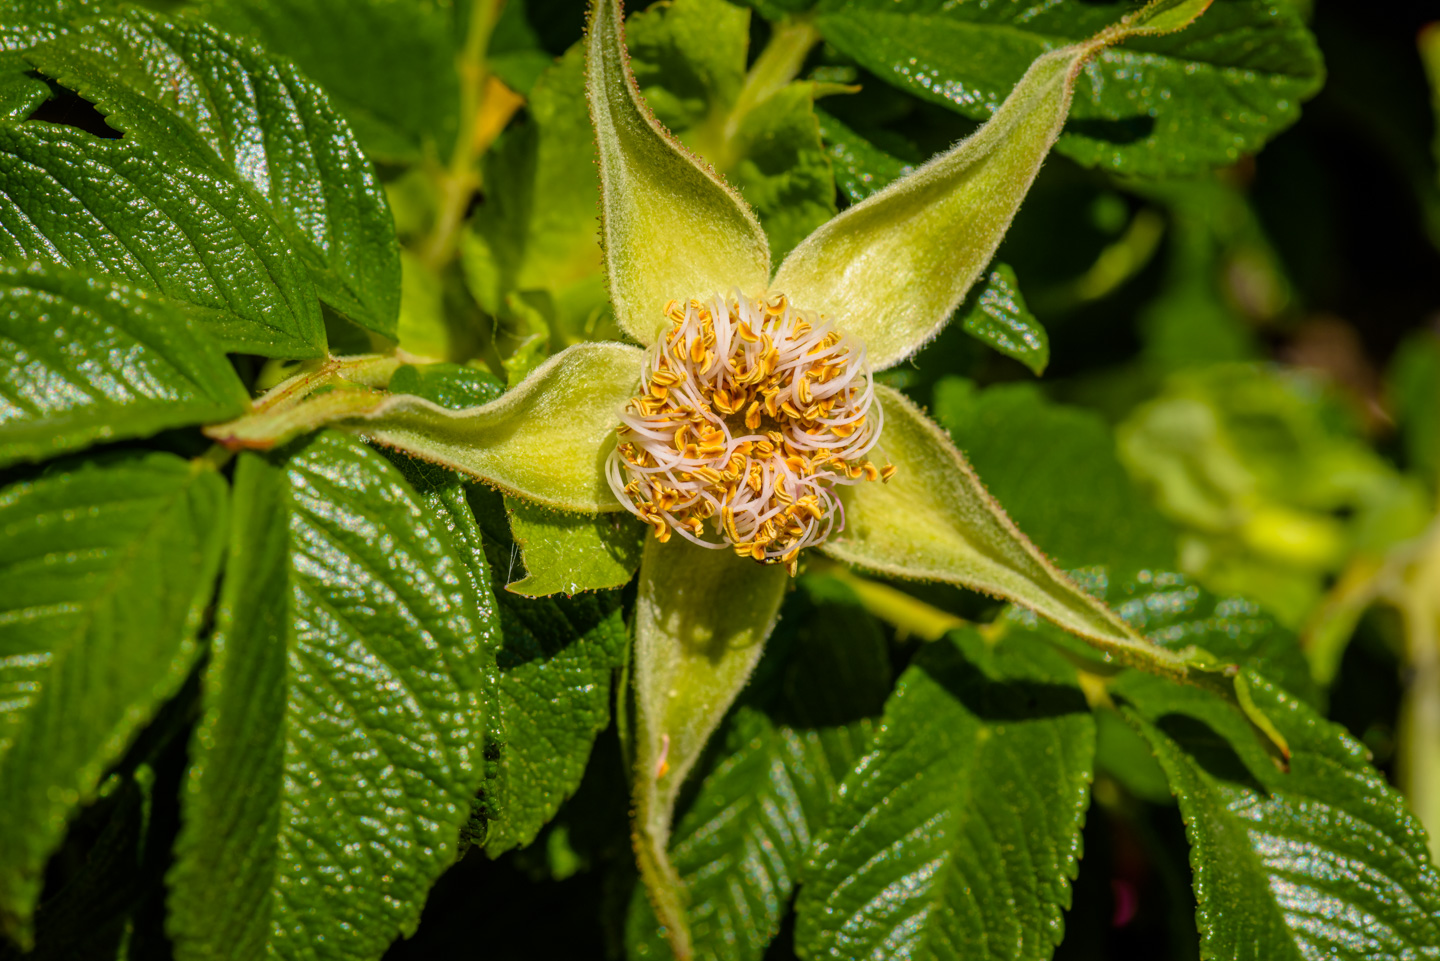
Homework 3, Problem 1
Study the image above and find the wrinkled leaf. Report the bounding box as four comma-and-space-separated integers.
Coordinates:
587, 0, 771, 347
0, 454, 227, 946
348, 343, 641, 513
504, 495, 644, 597
29, 11, 401, 336
0, 124, 324, 357
631, 535, 790, 960
815, 107, 914, 204
1119, 671, 1440, 961
167, 434, 490, 961
815, 0, 1323, 176
0, 265, 249, 468
796, 628, 1094, 961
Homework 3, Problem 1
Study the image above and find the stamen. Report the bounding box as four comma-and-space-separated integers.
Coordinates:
607, 291, 892, 568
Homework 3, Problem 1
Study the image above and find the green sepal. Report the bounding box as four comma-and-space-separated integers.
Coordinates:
504, 495, 645, 597
631, 536, 789, 961
344, 343, 641, 513
771, 0, 1212, 370
586, 0, 771, 347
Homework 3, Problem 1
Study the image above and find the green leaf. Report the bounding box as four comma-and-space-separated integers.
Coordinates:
631, 536, 790, 960
0, 68, 46, 120
201, 0, 463, 163
795, 628, 1095, 961
1387, 331, 1440, 489
774, 23, 1108, 369
466, 487, 630, 857
626, 580, 889, 961
167, 434, 491, 961
504, 495, 644, 597
814, 107, 914, 204
586, 0, 771, 347
957, 264, 1049, 375
628, 0, 836, 259
349, 342, 641, 513
0, 124, 325, 357
388, 362, 505, 410
0, 454, 228, 946
931, 378, 1174, 573
462, 45, 610, 348
814, 0, 1324, 177
1117, 671, 1440, 960
0, 265, 249, 468
28, 10, 401, 337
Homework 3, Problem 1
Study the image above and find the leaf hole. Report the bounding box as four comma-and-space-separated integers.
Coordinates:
27, 81, 122, 139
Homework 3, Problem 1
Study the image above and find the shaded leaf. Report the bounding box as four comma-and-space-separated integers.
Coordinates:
0, 265, 249, 468
795, 628, 1094, 961
814, 0, 1325, 176
167, 434, 490, 961
814, 106, 914, 204
29, 10, 401, 336
504, 495, 644, 597
0, 123, 324, 357
0, 454, 227, 946
957, 263, 1049, 375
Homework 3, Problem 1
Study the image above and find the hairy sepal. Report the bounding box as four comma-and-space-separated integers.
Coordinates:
342, 343, 640, 513
772, 0, 1213, 370
586, 0, 771, 347
631, 536, 789, 960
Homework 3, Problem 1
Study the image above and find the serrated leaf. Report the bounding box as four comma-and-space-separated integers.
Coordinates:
504, 495, 644, 597
814, 0, 1324, 177
167, 434, 490, 961
201, 0, 463, 163
795, 628, 1095, 961
349, 342, 641, 513
587, 0, 771, 347
958, 263, 1049, 374
0, 266, 249, 468
0, 123, 324, 357
1117, 671, 1440, 961
0, 68, 46, 120
0, 454, 227, 947
466, 487, 630, 857
931, 378, 1174, 573
626, 582, 889, 961
28, 10, 401, 337
814, 107, 914, 204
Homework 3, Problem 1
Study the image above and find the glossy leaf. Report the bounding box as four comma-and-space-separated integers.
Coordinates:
1118, 671, 1440, 961
631, 536, 790, 960
825, 385, 1164, 662
586, 0, 771, 347
626, 582, 889, 961
29, 11, 402, 336
0, 265, 249, 468
167, 434, 491, 961
202, 0, 462, 163
815, 0, 1323, 177
815, 107, 914, 204
0, 124, 324, 357
466, 488, 631, 857
795, 628, 1094, 961
387, 362, 505, 410
957, 264, 1049, 375
774, 1, 1213, 370
0, 454, 228, 946
348, 343, 641, 513
504, 496, 644, 597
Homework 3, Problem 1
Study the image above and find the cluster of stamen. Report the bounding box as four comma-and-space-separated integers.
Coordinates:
607, 291, 893, 574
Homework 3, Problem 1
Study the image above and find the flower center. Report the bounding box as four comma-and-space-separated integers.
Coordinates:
607, 291, 893, 573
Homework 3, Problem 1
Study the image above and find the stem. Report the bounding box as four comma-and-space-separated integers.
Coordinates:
419, 0, 505, 271
811, 561, 967, 641
1393, 520, 1440, 862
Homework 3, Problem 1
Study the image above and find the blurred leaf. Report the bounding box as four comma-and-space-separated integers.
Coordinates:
795, 628, 1094, 961
168, 435, 491, 961
814, 0, 1325, 176
202, 0, 463, 163
0, 124, 325, 357
0, 454, 227, 946
932, 377, 1175, 573
1387, 331, 1440, 489
504, 496, 644, 597
1118, 671, 1440, 961
487, 0, 554, 96
29, 10, 401, 337
625, 579, 890, 961
0, 265, 249, 468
